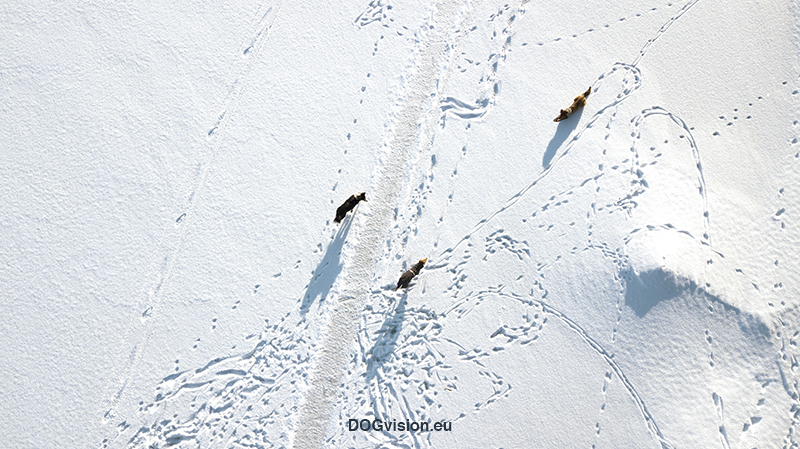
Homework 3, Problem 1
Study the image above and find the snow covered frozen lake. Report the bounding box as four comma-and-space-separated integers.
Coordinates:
2, 0, 799, 447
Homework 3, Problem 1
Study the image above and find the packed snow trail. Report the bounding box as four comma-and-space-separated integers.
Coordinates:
292, 0, 471, 446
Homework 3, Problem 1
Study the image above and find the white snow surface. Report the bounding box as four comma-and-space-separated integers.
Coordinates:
2, 0, 800, 448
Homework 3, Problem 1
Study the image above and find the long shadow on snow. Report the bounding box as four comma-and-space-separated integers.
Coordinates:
365, 294, 408, 382
623, 267, 768, 340
542, 107, 583, 169
300, 215, 354, 315
624, 267, 689, 317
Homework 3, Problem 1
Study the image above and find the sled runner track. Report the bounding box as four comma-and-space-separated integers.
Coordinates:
631, 0, 702, 67
629, 106, 712, 244
292, 0, 471, 447
489, 291, 676, 449
430, 63, 643, 266
530, 1, 690, 49
89, 1, 283, 446
439, 0, 530, 122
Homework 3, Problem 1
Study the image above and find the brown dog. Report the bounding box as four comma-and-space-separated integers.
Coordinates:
554, 87, 591, 122
396, 258, 427, 290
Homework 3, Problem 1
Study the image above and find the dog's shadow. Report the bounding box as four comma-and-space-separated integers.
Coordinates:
365, 294, 408, 381
542, 107, 584, 169
300, 216, 353, 315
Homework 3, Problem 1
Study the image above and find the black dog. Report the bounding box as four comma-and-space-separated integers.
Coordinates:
334, 192, 366, 223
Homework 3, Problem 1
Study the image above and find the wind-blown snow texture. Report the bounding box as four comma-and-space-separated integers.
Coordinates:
2, 0, 800, 448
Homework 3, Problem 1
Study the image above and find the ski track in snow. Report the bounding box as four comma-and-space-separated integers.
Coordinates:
90, 1, 283, 447
630, 0, 701, 67
628, 107, 711, 244
101, 0, 800, 448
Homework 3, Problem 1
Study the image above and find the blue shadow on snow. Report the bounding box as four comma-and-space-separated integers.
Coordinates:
542, 107, 583, 169
365, 294, 408, 382
622, 266, 770, 338
623, 267, 691, 317
299, 215, 353, 315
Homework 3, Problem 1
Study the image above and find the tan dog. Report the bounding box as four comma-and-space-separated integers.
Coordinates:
554, 87, 591, 122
